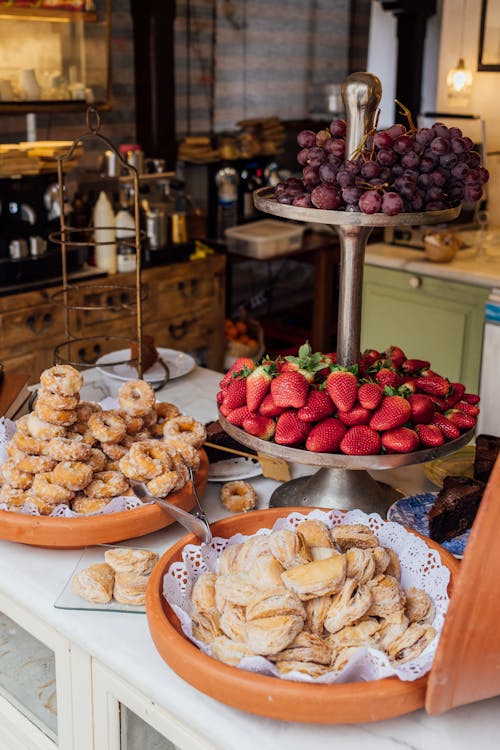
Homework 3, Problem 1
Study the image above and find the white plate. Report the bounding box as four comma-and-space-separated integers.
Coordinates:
96, 348, 196, 383
208, 456, 262, 482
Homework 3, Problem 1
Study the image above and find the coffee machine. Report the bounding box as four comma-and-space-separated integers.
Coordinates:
0, 172, 87, 287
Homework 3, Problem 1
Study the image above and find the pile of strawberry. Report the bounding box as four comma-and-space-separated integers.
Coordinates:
216, 343, 479, 455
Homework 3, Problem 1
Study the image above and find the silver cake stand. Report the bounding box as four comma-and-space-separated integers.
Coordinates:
224, 72, 467, 515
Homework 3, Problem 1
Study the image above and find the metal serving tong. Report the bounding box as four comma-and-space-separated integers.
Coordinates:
128, 469, 212, 544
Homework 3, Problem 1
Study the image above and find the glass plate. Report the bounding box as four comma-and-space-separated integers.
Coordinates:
54, 544, 157, 613
424, 445, 475, 487
207, 456, 262, 482
96, 347, 196, 383
387, 492, 468, 558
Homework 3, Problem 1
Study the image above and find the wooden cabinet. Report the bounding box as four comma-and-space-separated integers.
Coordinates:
0, 254, 226, 382
361, 265, 489, 393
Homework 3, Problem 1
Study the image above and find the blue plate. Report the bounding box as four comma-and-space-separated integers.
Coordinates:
387, 493, 469, 558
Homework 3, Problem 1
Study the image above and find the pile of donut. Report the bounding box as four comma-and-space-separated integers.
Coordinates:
0, 364, 207, 516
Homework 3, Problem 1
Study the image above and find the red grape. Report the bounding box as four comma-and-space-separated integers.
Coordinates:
381, 192, 404, 216
311, 184, 343, 209
297, 130, 317, 148
359, 191, 382, 214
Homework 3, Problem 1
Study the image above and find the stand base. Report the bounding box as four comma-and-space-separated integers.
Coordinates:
269, 468, 403, 516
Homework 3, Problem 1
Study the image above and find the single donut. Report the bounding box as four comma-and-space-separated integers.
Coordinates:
101, 442, 128, 461
36, 388, 80, 411
88, 448, 107, 472
118, 380, 156, 416
16, 455, 57, 474
0, 485, 29, 508
27, 412, 67, 440
35, 399, 78, 427
88, 410, 127, 443
171, 461, 189, 491
31, 473, 74, 504
52, 461, 94, 491
12, 430, 47, 456
162, 436, 201, 471
163, 416, 207, 449
15, 414, 31, 434
83, 471, 129, 498
24, 494, 58, 516
156, 402, 181, 421
68, 426, 98, 445
46, 436, 92, 462
220, 481, 257, 513
40, 365, 83, 396
75, 401, 102, 422
6, 443, 27, 461
0, 460, 33, 489
146, 470, 180, 498
71, 496, 111, 514
103, 460, 121, 472
119, 440, 173, 481
117, 411, 144, 435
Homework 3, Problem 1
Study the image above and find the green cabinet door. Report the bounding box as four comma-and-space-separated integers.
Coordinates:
361, 265, 489, 393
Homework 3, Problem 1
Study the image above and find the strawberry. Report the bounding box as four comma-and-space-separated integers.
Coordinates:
444, 409, 477, 430
455, 400, 480, 417
225, 405, 255, 427
358, 382, 384, 410
219, 357, 255, 388
271, 370, 309, 409
337, 404, 371, 426
415, 423, 445, 448
242, 414, 276, 440
382, 345, 406, 369
414, 370, 452, 397
432, 413, 461, 441
219, 401, 232, 417
443, 382, 466, 408
359, 349, 381, 376
246, 361, 277, 412
283, 342, 329, 384
398, 376, 417, 397
461, 392, 480, 405
407, 393, 435, 424
274, 410, 311, 446
369, 395, 411, 431
340, 425, 381, 455
326, 368, 358, 412
259, 392, 286, 417
220, 376, 247, 411
305, 417, 346, 452
401, 358, 430, 374
216, 390, 224, 405
297, 389, 334, 422
381, 426, 419, 453
375, 367, 401, 388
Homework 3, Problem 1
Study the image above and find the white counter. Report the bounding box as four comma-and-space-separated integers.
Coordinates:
1, 366, 499, 750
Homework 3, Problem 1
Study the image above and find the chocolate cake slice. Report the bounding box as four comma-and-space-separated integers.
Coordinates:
204, 420, 258, 464
428, 475, 485, 543
473, 434, 500, 484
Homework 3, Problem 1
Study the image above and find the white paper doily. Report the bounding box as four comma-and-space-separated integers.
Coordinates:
163, 509, 451, 684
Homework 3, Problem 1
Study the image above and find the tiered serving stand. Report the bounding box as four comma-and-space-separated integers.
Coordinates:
220, 72, 471, 515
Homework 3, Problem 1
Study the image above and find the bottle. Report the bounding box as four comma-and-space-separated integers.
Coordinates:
93, 191, 117, 273
215, 165, 239, 239
115, 207, 136, 273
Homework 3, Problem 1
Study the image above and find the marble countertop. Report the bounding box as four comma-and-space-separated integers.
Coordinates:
1, 366, 499, 749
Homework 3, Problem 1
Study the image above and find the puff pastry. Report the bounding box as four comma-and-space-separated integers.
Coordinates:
367, 575, 406, 617
329, 618, 380, 649
345, 548, 376, 584
215, 574, 257, 610
331, 645, 366, 671
386, 622, 436, 663
192, 611, 221, 645
210, 635, 255, 666
272, 631, 332, 665
370, 546, 391, 575
234, 534, 274, 573
113, 572, 149, 606
246, 557, 285, 590
219, 603, 246, 642
331, 523, 379, 552
191, 572, 218, 614
324, 579, 372, 634
245, 587, 306, 622
104, 547, 158, 576
376, 610, 409, 651
384, 548, 401, 580
276, 660, 330, 678
72, 563, 115, 604
244, 613, 304, 656
295, 519, 333, 549
404, 587, 436, 625
218, 543, 244, 576
281, 555, 347, 600
304, 594, 332, 635
269, 529, 311, 569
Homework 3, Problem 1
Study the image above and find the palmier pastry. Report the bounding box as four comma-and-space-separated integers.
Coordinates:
276, 660, 330, 678
245, 587, 306, 622
404, 587, 436, 625
269, 529, 312, 569
244, 613, 304, 656
272, 631, 332, 666
376, 610, 409, 650
219, 603, 246, 642
280, 555, 347, 600
295, 519, 333, 549
367, 575, 406, 617
191, 572, 217, 613
331, 523, 379, 552
324, 579, 372, 634
345, 547, 376, 584
304, 594, 332, 635
386, 622, 436, 664
104, 547, 159, 576
209, 635, 255, 666
370, 546, 391, 575
72, 563, 115, 604
113, 572, 149, 606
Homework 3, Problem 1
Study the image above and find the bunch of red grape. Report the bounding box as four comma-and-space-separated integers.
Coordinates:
275, 119, 489, 215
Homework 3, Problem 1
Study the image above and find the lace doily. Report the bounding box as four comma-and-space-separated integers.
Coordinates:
163, 509, 451, 684
0, 404, 148, 518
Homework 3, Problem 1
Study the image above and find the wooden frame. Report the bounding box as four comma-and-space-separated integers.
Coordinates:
478, 0, 500, 71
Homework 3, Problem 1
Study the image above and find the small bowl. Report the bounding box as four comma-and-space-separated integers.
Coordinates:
424, 232, 459, 263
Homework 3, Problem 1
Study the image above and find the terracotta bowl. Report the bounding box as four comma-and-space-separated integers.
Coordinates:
0, 451, 208, 549
146, 507, 460, 724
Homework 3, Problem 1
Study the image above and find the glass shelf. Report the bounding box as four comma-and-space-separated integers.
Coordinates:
120, 705, 175, 750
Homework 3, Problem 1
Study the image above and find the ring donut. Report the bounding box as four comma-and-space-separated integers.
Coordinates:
40, 365, 83, 396
6, 442, 27, 461
0, 485, 29, 508
101, 442, 128, 461
71, 496, 111, 514
119, 440, 173, 481
163, 416, 207, 449
16, 455, 57, 474
35, 399, 78, 427
0, 460, 33, 489
36, 388, 80, 411
118, 380, 156, 416
117, 411, 144, 435
88, 448, 107, 472
146, 470, 180, 498
31, 472, 74, 504
12, 431, 47, 456
163, 436, 201, 471
156, 402, 181, 421
75, 401, 102, 422
25, 494, 58, 516
220, 480, 257, 513
26, 412, 67, 440
88, 410, 127, 443
83, 470, 129, 498
52, 461, 93, 491
46, 436, 92, 462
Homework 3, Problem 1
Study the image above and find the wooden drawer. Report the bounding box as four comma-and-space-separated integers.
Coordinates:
73, 282, 151, 329
0, 303, 64, 351
145, 302, 216, 352
149, 263, 218, 315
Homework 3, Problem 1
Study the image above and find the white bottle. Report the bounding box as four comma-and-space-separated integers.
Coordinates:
115, 208, 137, 273
93, 191, 117, 273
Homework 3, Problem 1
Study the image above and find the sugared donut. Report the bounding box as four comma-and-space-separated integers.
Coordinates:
0, 460, 33, 489
83, 471, 129, 498
46, 436, 92, 462
119, 440, 174, 481
0, 485, 29, 508
146, 470, 180, 498
118, 380, 156, 417
71, 496, 111, 514
16, 455, 57, 474
35, 399, 78, 427
220, 481, 257, 513
36, 388, 80, 412
88, 448, 107, 472
31, 473, 74, 504
26, 412, 66, 440
12, 430, 46, 456
163, 415, 207, 449
163, 436, 201, 471
52, 461, 94, 491
88, 410, 127, 444
40, 365, 83, 396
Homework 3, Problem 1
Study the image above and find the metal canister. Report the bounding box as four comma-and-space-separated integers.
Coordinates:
146, 207, 168, 249
171, 212, 188, 244
9, 238, 28, 259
